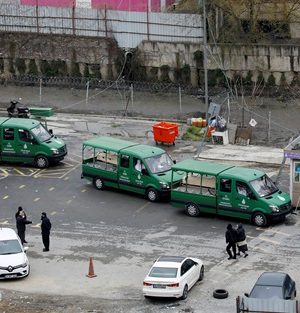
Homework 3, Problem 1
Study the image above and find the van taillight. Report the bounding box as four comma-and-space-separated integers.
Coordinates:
143, 281, 152, 286
166, 283, 179, 287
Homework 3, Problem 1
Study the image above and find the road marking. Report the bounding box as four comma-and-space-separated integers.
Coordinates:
49, 187, 55, 191
248, 235, 280, 245
66, 200, 72, 205
33, 198, 40, 202
0, 221, 9, 225
14, 168, 26, 176
31, 223, 41, 228
81, 189, 87, 193
135, 202, 150, 213
50, 211, 57, 216
19, 185, 26, 189
3, 195, 9, 199
263, 229, 291, 236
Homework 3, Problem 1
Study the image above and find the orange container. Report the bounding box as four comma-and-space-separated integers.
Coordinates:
152, 121, 179, 145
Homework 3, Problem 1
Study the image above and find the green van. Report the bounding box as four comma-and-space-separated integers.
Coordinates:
0, 117, 67, 168
81, 136, 183, 201
171, 159, 292, 227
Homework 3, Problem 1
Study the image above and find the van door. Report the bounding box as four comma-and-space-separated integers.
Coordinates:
231, 180, 256, 219
1, 127, 20, 163
130, 157, 149, 195
14, 129, 38, 164
217, 177, 235, 217
218, 178, 254, 219
118, 154, 135, 192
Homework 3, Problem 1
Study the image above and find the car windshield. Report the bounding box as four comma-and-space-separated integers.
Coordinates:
149, 267, 178, 278
250, 174, 278, 197
31, 123, 51, 142
250, 285, 283, 299
0, 239, 22, 255
144, 153, 173, 174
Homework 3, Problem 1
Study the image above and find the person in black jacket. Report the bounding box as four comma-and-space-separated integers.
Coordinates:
41, 212, 52, 252
15, 206, 29, 244
236, 224, 249, 258
16, 210, 32, 245
225, 224, 237, 260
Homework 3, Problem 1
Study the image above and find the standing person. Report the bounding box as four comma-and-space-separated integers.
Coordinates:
15, 206, 29, 243
41, 212, 52, 252
236, 224, 249, 258
225, 224, 237, 260
16, 210, 32, 245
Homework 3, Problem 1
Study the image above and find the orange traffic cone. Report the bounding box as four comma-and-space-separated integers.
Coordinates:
86, 257, 97, 278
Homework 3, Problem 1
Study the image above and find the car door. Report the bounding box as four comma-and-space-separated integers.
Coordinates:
180, 259, 197, 289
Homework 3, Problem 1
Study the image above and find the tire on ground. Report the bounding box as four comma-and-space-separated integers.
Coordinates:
213, 289, 229, 299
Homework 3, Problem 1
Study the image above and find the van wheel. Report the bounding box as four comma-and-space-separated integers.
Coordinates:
35, 156, 49, 169
186, 203, 200, 217
146, 188, 159, 202
93, 177, 104, 190
252, 212, 267, 227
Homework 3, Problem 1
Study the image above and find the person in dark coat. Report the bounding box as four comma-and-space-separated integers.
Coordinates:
236, 224, 249, 258
16, 210, 32, 245
41, 212, 52, 252
15, 206, 29, 244
225, 224, 237, 260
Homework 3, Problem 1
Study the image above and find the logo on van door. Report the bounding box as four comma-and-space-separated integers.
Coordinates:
219, 194, 232, 207
238, 198, 249, 210
20, 144, 30, 155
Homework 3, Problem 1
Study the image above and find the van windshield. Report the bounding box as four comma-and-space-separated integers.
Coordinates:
250, 174, 278, 197
144, 153, 173, 174
31, 123, 51, 142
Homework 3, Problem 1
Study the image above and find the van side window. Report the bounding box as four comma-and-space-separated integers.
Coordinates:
220, 178, 232, 192
120, 155, 130, 168
236, 181, 251, 197
201, 175, 216, 196
133, 158, 145, 172
4, 128, 14, 140
95, 148, 117, 171
18, 129, 33, 142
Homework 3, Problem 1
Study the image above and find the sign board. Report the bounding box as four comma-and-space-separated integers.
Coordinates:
208, 102, 220, 116
284, 150, 300, 159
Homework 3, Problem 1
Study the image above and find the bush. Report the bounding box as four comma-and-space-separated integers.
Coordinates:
160, 65, 170, 82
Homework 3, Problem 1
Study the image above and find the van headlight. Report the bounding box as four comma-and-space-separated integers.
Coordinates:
269, 205, 279, 212
160, 182, 170, 189
51, 148, 59, 155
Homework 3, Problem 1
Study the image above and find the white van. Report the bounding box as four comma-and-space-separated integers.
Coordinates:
0, 228, 30, 279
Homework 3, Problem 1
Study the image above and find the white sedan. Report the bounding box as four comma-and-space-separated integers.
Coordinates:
143, 256, 204, 299
0, 228, 30, 279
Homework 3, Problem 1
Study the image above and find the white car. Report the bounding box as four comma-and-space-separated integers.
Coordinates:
143, 256, 204, 299
0, 228, 30, 279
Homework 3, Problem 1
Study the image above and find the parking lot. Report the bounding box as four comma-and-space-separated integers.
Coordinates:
0, 115, 299, 313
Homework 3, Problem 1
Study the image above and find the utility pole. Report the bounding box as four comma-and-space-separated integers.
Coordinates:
201, 0, 209, 120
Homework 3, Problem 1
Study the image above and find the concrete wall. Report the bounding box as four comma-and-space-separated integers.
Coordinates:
1, 31, 300, 86
138, 41, 300, 85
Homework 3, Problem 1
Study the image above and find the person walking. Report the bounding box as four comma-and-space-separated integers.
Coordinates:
225, 224, 237, 260
16, 210, 32, 245
41, 212, 52, 252
236, 223, 249, 258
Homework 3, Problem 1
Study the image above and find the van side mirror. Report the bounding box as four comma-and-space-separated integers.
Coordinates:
142, 168, 149, 176
286, 296, 291, 300
173, 160, 177, 164
49, 129, 53, 135
244, 293, 249, 297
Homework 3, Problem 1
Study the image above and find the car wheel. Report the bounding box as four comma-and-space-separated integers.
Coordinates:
146, 188, 159, 202
185, 203, 200, 217
213, 289, 228, 299
199, 266, 204, 281
93, 177, 104, 190
181, 284, 188, 300
35, 155, 49, 169
252, 212, 267, 227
